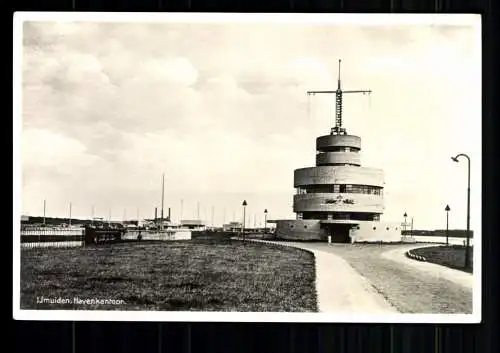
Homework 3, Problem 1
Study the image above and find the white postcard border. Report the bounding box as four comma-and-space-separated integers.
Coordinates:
13, 11, 482, 323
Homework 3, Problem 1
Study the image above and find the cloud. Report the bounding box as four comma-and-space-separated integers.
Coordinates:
134, 57, 199, 86
22, 128, 98, 168
21, 128, 101, 193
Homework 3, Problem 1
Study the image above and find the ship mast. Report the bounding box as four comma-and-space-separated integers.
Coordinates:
307, 59, 371, 135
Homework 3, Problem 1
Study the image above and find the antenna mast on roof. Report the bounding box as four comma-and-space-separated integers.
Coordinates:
307, 59, 372, 135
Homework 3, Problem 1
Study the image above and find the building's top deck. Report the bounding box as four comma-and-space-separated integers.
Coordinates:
316, 134, 361, 152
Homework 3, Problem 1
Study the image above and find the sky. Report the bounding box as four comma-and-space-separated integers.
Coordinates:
17, 14, 481, 231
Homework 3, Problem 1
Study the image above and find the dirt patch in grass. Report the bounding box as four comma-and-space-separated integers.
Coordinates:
412, 245, 473, 274
294, 243, 472, 314
20, 239, 317, 312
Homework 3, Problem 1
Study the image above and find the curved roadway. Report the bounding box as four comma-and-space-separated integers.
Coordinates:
289, 242, 473, 314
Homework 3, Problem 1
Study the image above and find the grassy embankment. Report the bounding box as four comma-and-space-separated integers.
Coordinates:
411, 245, 473, 274
21, 238, 317, 312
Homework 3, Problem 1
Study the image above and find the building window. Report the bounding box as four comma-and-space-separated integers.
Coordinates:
386, 227, 390, 230
304, 225, 308, 229
331, 212, 350, 220
373, 227, 376, 230
303, 184, 383, 195
328, 184, 383, 195
329, 147, 343, 152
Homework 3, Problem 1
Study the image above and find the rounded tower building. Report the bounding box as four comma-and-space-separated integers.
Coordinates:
293, 131, 385, 242
274, 60, 400, 243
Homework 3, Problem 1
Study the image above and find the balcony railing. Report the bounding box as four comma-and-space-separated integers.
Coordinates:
293, 193, 384, 214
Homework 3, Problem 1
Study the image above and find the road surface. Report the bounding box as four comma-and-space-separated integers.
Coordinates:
292, 242, 473, 314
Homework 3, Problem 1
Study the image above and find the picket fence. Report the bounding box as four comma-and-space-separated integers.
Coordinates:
21, 227, 85, 249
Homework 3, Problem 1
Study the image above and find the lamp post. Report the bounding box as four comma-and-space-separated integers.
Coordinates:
264, 209, 268, 234
242, 200, 247, 241
445, 204, 450, 246
69, 202, 72, 227
43, 199, 46, 226
451, 153, 471, 269
403, 212, 407, 236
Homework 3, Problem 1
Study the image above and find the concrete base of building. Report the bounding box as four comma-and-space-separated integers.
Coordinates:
275, 220, 325, 241
275, 219, 402, 243
350, 221, 402, 243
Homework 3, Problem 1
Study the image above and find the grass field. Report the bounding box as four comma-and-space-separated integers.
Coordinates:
412, 245, 473, 273
21, 238, 317, 312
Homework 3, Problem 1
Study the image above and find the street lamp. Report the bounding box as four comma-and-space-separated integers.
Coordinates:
43, 199, 46, 226
451, 153, 471, 269
403, 212, 408, 236
264, 209, 268, 234
444, 205, 450, 246
242, 200, 247, 241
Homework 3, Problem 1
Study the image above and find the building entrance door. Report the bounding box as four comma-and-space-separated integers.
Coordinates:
324, 224, 351, 243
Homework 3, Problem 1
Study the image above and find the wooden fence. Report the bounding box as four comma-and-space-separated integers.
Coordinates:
20, 226, 125, 249
21, 227, 85, 249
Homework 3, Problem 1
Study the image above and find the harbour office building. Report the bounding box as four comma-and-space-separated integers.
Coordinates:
273, 61, 401, 243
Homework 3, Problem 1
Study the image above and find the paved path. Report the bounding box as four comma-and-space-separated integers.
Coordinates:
240, 239, 473, 314
291, 242, 473, 314
245, 239, 397, 314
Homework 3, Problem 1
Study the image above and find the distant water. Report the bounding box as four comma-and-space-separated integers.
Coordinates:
410, 236, 474, 246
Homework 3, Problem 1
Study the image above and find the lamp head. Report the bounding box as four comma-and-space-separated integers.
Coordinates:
445, 204, 450, 212
242, 200, 247, 206
451, 156, 459, 162
403, 212, 407, 218
264, 209, 267, 214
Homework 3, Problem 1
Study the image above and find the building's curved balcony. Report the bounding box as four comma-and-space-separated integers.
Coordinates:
316, 134, 361, 152
293, 193, 384, 214
316, 151, 361, 166
294, 166, 384, 188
